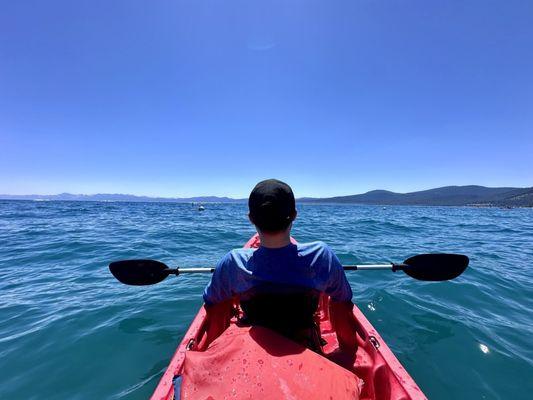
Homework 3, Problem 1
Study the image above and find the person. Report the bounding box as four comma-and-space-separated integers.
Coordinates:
201, 179, 358, 360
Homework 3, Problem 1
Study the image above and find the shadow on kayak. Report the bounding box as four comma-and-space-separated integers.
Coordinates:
247, 325, 307, 357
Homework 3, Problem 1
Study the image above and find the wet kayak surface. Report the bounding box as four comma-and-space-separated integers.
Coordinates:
1, 200, 532, 400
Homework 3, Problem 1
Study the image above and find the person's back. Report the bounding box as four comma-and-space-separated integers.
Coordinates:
203, 179, 358, 357
204, 241, 352, 305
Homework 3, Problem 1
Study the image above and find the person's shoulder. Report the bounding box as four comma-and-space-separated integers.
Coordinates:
216, 248, 255, 272
229, 247, 256, 256
227, 247, 256, 262
297, 240, 329, 249
296, 241, 330, 256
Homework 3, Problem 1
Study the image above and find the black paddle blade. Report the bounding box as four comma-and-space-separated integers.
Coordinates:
109, 259, 170, 286
402, 254, 469, 281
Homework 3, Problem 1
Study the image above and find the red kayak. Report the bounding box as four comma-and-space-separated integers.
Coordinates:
151, 235, 426, 400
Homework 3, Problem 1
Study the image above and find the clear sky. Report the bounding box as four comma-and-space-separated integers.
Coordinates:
1, 1, 532, 198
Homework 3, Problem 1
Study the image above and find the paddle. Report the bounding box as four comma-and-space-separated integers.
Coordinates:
109, 253, 468, 286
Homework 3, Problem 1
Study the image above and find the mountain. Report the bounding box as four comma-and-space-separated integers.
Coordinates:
1, 186, 532, 206
0, 193, 243, 203
298, 186, 533, 207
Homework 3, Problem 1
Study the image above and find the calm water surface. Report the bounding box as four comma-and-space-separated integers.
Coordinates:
1, 201, 532, 399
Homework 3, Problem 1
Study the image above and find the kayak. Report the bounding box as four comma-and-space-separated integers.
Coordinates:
150, 234, 426, 400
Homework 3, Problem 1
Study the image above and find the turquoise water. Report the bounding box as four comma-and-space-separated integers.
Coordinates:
1, 201, 532, 400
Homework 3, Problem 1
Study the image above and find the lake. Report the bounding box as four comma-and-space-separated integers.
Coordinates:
1, 201, 532, 399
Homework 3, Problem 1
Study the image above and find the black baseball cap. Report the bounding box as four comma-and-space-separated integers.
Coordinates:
248, 179, 296, 232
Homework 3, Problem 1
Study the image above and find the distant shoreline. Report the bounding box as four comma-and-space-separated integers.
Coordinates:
1, 185, 532, 207
0, 198, 531, 209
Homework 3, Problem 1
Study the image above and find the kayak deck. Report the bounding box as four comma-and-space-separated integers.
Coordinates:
151, 235, 426, 400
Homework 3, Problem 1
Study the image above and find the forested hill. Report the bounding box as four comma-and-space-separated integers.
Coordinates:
299, 186, 533, 207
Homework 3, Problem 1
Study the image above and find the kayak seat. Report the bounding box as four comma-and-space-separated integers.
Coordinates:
238, 283, 323, 351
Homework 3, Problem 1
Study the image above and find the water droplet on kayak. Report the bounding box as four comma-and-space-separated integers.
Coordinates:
242, 359, 247, 364
299, 363, 303, 370
479, 343, 490, 354
258, 359, 264, 365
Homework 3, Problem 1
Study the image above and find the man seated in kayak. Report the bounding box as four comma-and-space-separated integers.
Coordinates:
202, 179, 358, 360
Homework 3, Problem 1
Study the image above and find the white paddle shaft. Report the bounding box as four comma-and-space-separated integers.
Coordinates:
175, 264, 398, 274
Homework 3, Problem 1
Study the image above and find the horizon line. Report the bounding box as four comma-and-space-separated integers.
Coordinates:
1, 183, 531, 200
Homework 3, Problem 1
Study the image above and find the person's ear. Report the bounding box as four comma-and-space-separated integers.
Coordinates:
291, 210, 297, 221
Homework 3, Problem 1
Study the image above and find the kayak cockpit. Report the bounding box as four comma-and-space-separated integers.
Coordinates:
179, 323, 361, 399
151, 295, 425, 400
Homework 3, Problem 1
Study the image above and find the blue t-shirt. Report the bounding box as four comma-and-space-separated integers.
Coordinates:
203, 241, 352, 305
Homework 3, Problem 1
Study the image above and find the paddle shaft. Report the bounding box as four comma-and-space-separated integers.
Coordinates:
344, 264, 406, 271
169, 264, 406, 275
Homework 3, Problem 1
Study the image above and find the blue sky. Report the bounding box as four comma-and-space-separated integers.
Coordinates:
1, 1, 531, 198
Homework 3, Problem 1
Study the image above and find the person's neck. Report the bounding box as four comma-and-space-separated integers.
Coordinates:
258, 230, 291, 249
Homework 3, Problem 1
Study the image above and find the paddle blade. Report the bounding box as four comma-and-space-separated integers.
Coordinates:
402, 254, 469, 281
109, 259, 170, 285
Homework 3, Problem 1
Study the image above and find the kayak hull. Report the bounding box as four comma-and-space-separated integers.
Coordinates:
151, 234, 426, 400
